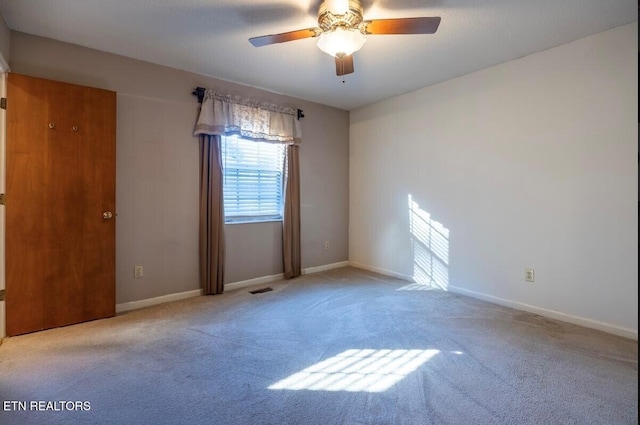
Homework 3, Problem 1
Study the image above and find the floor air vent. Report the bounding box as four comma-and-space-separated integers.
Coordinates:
249, 287, 273, 294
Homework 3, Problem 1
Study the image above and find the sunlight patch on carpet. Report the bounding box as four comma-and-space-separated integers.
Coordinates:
268, 349, 439, 393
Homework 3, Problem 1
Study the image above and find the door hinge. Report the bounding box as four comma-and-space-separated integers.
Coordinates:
0, 193, 4, 205
0, 289, 5, 301
0, 97, 6, 110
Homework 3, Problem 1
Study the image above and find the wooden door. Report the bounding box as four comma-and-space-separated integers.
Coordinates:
5, 73, 116, 336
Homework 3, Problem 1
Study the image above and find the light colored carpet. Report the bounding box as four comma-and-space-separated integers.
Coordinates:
0, 267, 637, 425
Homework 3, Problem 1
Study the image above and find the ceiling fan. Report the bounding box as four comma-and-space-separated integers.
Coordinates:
249, 0, 441, 77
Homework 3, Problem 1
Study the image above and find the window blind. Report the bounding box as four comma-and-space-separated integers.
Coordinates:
222, 136, 285, 222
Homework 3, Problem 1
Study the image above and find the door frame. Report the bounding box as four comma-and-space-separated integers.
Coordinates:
0, 60, 9, 338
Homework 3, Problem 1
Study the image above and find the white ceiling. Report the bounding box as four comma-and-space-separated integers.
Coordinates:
0, 0, 636, 110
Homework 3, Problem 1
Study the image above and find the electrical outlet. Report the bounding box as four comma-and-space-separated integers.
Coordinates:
324, 241, 330, 250
524, 268, 535, 283
134, 265, 144, 278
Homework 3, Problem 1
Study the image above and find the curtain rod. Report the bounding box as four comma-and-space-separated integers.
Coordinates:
192, 87, 304, 120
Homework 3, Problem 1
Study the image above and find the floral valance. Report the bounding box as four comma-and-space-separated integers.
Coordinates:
193, 89, 302, 144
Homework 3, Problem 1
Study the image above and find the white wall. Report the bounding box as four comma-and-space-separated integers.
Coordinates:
350, 22, 638, 338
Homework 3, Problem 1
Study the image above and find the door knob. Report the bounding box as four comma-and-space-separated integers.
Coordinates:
102, 211, 113, 220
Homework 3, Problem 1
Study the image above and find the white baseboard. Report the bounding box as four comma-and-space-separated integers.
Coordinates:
303, 261, 350, 275
116, 261, 351, 312
348, 261, 414, 282
447, 285, 638, 341
349, 262, 638, 341
116, 289, 202, 313
226, 261, 351, 291
225, 273, 285, 292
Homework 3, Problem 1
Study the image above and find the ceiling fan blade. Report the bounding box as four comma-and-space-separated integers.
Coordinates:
249, 28, 320, 47
363, 17, 441, 35
335, 54, 355, 76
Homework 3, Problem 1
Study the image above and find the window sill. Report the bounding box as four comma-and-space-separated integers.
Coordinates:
225, 217, 283, 225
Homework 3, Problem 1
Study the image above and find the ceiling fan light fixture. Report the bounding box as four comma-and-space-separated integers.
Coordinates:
316, 27, 366, 58
249, 0, 440, 78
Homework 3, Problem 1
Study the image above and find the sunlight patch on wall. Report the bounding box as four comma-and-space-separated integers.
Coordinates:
408, 195, 449, 290
268, 349, 439, 393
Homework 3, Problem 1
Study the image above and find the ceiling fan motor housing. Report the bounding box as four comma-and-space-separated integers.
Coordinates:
318, 0, 364, 32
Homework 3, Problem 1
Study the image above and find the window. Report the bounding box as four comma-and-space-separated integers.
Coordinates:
221, 135, 285, 223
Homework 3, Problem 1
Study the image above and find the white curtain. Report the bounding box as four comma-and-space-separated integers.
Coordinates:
193, 89, 301, 144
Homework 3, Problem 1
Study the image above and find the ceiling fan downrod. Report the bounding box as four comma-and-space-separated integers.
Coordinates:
318, 0, 364, 32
